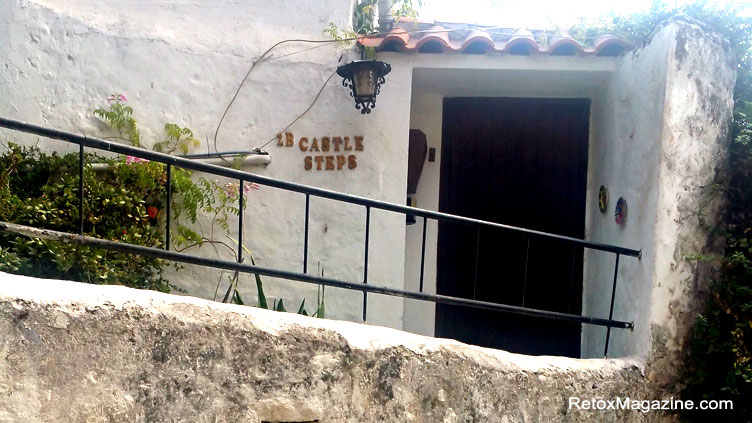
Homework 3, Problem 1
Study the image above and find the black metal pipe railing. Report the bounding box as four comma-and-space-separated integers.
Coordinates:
237, 178, 244, 264
473, 228, 481, 300
419, 216, 427, 293
0, 117, 642, 356
0, 118, 640, 258
604, 253, 621, 356
0, 221, 634, 329
303, 194, 310, 274
78, 142, 85, 235
363, 205, 371, 322
165, 164, 172, 250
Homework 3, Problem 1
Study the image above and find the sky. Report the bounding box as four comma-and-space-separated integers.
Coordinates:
417, 0, 745, 28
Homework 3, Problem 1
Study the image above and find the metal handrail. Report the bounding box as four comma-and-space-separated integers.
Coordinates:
0, 222, 633, 329
0, 116, 641, 356
0, 117, 641, 257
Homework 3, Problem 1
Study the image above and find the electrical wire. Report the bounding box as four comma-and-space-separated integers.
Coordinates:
254, 70, 338, 151
263, 43, 331, 62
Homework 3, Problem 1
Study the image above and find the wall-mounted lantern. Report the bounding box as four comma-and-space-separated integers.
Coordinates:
336, 60, 391, 114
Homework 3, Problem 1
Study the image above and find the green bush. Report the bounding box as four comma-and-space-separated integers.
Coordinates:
0, 95, 325, 316
0, 144, 171, 291
684, 251, 752, 422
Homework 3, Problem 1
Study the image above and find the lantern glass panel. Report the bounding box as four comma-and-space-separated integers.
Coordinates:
353, 68, 376, 97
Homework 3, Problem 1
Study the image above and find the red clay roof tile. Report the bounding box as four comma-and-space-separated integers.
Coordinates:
359, 21, 627, 57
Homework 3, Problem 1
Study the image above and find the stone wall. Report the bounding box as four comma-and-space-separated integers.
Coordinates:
0, 272, 672, 422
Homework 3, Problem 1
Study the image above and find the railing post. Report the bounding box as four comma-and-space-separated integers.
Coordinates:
78, 142, 84, 235
363, 205, 370, 322
165, 164, 171, 250
567, 245, 577, 314
604, 253, 621, 357
521, 237, 530, 306
473, 227, 481, 300
304, 194, 310, 273
238, 178, 244, 264
419, 216, 427, 293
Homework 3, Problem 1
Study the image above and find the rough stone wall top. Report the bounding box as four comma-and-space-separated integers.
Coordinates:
0, 272, 672, 422
647, 15, 735, 388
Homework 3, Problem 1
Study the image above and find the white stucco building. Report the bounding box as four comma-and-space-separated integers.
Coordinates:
0, 0, 735, 372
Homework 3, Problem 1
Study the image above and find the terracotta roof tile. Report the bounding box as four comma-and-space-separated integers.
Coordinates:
359, 21, 628, 57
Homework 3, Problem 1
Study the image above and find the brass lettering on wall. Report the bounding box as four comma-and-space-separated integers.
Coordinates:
277, 131, 363, 171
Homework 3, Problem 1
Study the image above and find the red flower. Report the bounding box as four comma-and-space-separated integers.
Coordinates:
123, 230, 127, 234
147, 206, 158, 219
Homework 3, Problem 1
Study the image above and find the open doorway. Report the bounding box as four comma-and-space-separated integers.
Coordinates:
435, 97, 590, 357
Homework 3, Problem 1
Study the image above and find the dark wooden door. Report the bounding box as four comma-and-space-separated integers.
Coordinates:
435, 97, 590, 357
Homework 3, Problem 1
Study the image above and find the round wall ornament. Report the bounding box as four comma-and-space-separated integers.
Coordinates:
598, 185, 609, 213
615, 197, 627, 225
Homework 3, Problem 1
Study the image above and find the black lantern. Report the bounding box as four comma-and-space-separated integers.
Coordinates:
336, 60, 391, 114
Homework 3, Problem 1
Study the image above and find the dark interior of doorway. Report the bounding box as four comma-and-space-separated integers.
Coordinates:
435, 97, 590, 357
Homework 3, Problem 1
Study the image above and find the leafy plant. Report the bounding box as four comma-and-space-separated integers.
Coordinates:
323, 22, 357, 45
153, 123, 201, 155
1, 93, 329, 319
2, 95, 251, 299
326, 0, 423, 40
0, 144, 169, 291
94, 94, 141, 147
685, 251, 752, 422
390, 0, 423, 23
353, 0, 379, 35
235, 254, 326, 318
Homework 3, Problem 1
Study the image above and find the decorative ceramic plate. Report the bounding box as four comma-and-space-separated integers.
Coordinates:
598, 185, 609, 213
615, 197, 627, 225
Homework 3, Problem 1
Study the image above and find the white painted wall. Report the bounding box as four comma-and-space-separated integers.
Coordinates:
0, 0, 408, 329
403, 91, 442, 336
582, 18, 734, 360
0, 0, 735, 366
581, 27, 672, 358
401, 18, 734, 363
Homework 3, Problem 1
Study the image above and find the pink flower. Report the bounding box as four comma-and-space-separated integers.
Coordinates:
243, 182, 260, 193
125, 155, 149, 164
223, 182, 238, 198
224, 181, 260, 198
107, 93, 127, 103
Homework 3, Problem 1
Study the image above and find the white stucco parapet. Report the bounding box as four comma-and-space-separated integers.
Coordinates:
0, 272, 670, 423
